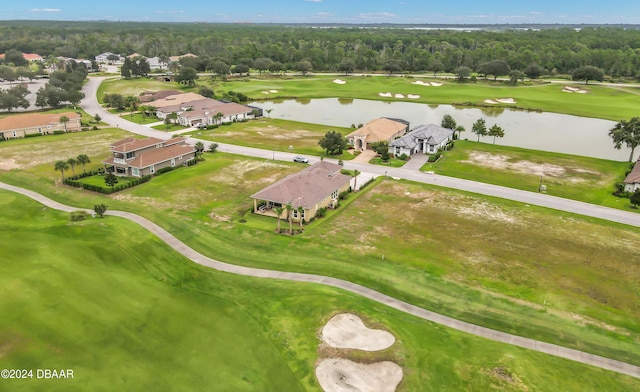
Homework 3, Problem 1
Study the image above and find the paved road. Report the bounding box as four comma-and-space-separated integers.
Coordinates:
82, 77, 640, 227
0, 180, 638, 379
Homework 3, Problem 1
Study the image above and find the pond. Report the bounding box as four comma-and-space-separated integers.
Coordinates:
251, 98, 626, 161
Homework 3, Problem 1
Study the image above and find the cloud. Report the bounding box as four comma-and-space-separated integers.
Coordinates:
358, 12, 397, 20
29, 8, 61, 12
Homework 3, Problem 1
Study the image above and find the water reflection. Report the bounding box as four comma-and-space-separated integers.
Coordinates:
250, 98, 625, 161
338, 98, 354, 105
295, 98, 311, 105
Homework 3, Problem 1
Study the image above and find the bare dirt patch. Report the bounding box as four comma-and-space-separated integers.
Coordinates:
462, 151, 567, 178
0, 159, 20, 170
322, 314, 395, 351
316, 358, 403, 392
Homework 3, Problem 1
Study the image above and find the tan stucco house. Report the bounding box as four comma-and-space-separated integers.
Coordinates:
251, 161, 352, 223
624, 159, 640, 192
0, 112, 82, 140
346, 117, 410, 151
102, 136, 196, 177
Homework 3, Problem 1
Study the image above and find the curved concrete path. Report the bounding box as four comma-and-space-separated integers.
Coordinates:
1, 181, 638, 379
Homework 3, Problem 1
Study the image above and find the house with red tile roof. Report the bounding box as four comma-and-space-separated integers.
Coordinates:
0, 112, 81, 140
102, 136, 196, 177
0, 52, 43, 62
251, 161, 352, 223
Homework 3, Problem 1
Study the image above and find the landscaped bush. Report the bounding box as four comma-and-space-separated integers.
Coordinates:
399, 153, 409, 161
428, 152, 442, 162
65, 175, 151, 194
155, 166, 175, 175
53, 130, 65, 135
315, 207, 327, 218
221, 121, 232, 126
185, 159, 197, 166
24, 133, 44, 138
206, 124, 218, 130
338, 191, 349, 200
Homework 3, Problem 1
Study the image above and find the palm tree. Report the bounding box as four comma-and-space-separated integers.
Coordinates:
66, 157, 77, 176
455, 125, 465, 140
274, 206, 284, 233
352, 169, 361, 192
214, 112, 223, 125
194, 141, 204, 160
265, 109, 273, 118
77, 154, 91, 174
285, 203, 293, 235
297, 206, 304, 231
59, 115, 70, 132
54, 160, 69, 182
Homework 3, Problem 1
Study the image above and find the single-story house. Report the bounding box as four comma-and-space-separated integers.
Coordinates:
177, 101, 255, 127
251, 161, 352, 223
102, 136, 196, 177
623, 159, 640, 192
346, 118, 410, 151
169, 53, 198, 62
0, 112, 82, 140
389, 124, 454, 156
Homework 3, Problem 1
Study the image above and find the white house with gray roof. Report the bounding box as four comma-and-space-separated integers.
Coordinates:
389, 124, 454, 156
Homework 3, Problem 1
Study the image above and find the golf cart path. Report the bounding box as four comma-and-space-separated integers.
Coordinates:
1, 181, 638, 379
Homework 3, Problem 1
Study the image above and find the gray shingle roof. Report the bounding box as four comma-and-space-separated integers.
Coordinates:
390, 124, 454, 149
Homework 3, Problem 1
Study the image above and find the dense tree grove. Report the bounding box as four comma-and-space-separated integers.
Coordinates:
1, 22, 640, 78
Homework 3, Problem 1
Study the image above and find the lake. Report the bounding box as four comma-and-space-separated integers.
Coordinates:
252, 98, 627, 161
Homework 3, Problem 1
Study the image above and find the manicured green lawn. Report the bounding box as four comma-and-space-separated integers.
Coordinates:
369, 157, 407, 167
96, 77, 194, 103
151, 123, 188, 131
76, 174, 137, 187
1, 191, 638, 391
424, 140, 633, 209
2, 142, 640, 367
106, 110, 159, 125
182, 118, 354, 159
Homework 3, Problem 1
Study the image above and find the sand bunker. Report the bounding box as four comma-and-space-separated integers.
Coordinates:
269, 89, 278, 93
379, 92, 392, 97
322, 313, 395, 351
316, 358, 403, 392
411, 81, 443, 86
333, 79, 347, 85
484, 99, 497, 104
394, 93, 405, 98
496, 98, 516, 104
562, 86, 587, 94
261, 91, 270, 94
407, 94, 420, 99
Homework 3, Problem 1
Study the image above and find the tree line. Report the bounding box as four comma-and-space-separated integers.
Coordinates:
2, 22, 640, 78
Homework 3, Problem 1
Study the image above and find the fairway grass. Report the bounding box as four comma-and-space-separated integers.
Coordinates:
1, 192, 639, 391
2, 140, 640, 368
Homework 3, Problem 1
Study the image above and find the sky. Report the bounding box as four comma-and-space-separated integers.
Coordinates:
4, 1, 640, 24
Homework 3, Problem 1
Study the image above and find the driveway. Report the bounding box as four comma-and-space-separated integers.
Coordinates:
401, 153, 429, 171
351, 149, 376, 163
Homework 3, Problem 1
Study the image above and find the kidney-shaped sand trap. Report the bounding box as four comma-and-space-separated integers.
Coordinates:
322, 313, 395, 351
316, 358, 403, 392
